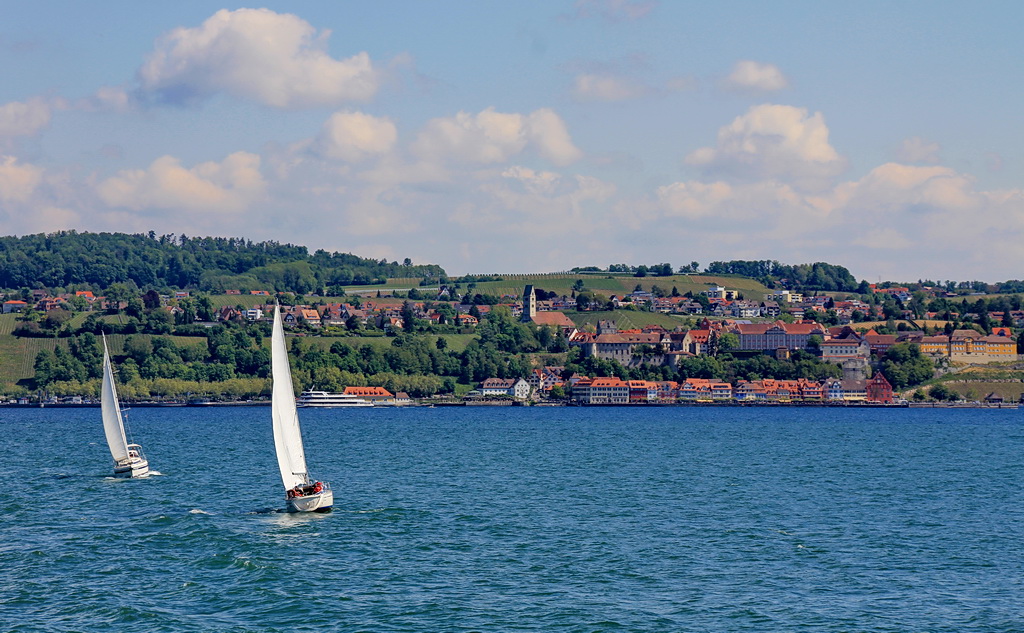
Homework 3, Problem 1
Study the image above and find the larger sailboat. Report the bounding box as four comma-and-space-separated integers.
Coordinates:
101, 335, 149, 478
271, 305, 333, 513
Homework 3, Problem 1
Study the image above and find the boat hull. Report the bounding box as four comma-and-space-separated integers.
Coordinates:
286, 489, 333, 513
113, 457, 150, 478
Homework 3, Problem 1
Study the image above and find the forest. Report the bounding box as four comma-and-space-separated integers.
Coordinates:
0, 231, 447, 292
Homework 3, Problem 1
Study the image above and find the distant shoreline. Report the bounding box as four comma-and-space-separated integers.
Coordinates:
3, 401, 1018, 409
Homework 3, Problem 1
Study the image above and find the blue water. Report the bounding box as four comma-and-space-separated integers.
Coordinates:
1, 406, 1022, 632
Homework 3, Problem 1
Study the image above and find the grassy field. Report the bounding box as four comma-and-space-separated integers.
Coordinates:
0, 321, 209, 386
463, 273, 772, 300
289, 333, 478, 353
919, 381, 1024, 402
851, 320, 953, 331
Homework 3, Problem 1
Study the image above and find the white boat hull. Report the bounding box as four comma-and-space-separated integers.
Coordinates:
297, 402, 373, 408
113, 457, 150, 478
286, 489, 333, 513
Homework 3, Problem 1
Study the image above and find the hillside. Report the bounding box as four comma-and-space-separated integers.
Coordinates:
461, 273, 773, 301
0, 231, 446, 293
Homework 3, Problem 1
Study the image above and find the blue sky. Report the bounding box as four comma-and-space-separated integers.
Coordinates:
1, 1, 1022, 282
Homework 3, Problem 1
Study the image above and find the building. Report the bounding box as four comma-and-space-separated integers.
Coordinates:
820, 338, 870, 363
571, 377, 629, 404
3, 300, 28, 313
679, 379, 733, 401
866, 373, 894, 403
730, 321, 826, 352
479, 378, 530, 399
521, 285, 537, 322
343, 386, 394, 402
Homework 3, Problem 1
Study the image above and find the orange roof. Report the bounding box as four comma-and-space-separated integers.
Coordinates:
343, 386, 393, 397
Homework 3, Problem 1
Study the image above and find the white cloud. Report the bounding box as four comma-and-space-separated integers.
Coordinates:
526, 109, 584, 165
412, 107, 582, 166
832, 163, 979, 216
721, 60, 789, 92
572, 73, 647, 102
97, 151, 265, 213
78, 86, 132, 113
685, 104, 846, 190
0, 98, 51, 142
137, 8, 378, 109
313, 111, 397, 162
893, 136, 942, 164
0, 155, 43, 202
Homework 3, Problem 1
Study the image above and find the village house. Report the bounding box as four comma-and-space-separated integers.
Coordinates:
527, 366, 565, 393
679, 378, 733, 402
479, 378, 530, 399
3, 300, 28, 313
819, 338, 871, 363
571, 376, 629, 404
866, 373, 894, 403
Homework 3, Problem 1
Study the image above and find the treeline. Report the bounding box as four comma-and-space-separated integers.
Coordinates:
704, 260, 862, 293
0, 231, 446, 293
28, 307, 571, 399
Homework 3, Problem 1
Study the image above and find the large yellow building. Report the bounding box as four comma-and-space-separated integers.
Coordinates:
918, 330, 1017, 363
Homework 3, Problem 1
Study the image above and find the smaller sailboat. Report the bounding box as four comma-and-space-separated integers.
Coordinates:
271, 305, 333, 513
101, 335, 149, 478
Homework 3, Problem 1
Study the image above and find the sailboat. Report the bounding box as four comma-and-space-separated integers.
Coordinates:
271, 305, 333, 513
101, 335, 149, 478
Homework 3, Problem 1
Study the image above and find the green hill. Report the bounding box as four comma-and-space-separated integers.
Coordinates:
460, 273, 772, 301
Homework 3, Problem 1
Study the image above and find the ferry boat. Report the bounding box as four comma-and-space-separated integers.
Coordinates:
296, 390, 374, 408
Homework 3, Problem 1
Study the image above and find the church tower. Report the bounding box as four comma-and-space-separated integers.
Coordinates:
522, 284, 537, 322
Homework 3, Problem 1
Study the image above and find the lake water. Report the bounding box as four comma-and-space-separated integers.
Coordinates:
1, 405, 1022, 632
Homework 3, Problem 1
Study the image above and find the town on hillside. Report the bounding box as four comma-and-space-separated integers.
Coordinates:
4, 278, 1021, 406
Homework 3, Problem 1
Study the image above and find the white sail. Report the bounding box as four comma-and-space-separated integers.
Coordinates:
271, 305, 309, 490
101, 336, 130, 463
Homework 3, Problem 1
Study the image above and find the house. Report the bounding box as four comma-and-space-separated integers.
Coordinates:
731, 300, 761, 318
528, 366, 565, 393
3, 300, 28, 313
734, 380, 768, 401
820, 338, 870, 363
679, 379, 733, 401
765, 290, 803, 303
343, 386, 394, 402
36, 298, 66, 312
571, 376, 629, 404
299, 309, 321, 326
245, 308, 264, 321
866, 373, 894, 403
840, 380, 867, 402
862, 333, 898, 356
760, 301, 781, 317
479, 378, 530, 399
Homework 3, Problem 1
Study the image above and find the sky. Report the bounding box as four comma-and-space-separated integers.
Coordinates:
1, 1, 1022, 283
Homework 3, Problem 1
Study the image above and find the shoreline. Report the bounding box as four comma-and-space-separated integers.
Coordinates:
4, 401, 1018, 409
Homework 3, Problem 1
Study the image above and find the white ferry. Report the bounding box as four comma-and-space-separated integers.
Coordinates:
296, 390, 374, 408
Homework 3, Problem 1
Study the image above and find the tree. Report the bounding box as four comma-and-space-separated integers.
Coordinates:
716, 332, 739, 355
401, 301, 416, 333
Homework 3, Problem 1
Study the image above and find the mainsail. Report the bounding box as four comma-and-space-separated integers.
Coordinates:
271, 305, 309, 490
101, 336, 130, 464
